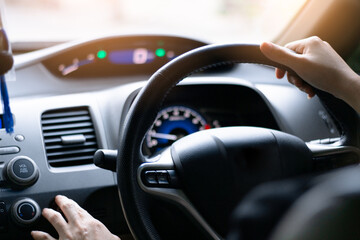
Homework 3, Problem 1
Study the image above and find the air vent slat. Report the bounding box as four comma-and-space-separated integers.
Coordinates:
43, 129, 95, 138
41, 110, 89, 119
47, 148, 98, 158
41, 107, 99, 167
48, 155, 94, 163
44, 135, 96, 144
48, 155, 95, 167
42, 116, 91, 125
45, 141, 97, 151
42, 122, 93, 131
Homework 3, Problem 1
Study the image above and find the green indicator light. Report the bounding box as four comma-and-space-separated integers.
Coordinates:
97, 50, 107, 59
155, 48, 166, 57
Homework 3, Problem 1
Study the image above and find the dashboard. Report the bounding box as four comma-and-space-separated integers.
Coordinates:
0, 34, 341, 239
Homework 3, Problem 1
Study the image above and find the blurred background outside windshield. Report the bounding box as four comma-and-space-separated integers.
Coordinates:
3, 0, 306, 43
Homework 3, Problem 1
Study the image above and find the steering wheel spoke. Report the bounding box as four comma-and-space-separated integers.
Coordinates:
139, 148, 179, 188
307, 143, 360, 172
138, 148, 222, 240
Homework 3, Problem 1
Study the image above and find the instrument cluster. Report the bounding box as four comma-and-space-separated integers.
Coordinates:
142, 84, 281, 155
144, 105, 219, 155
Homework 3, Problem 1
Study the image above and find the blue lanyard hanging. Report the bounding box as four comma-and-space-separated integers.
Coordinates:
0, 28, 14, 134
0, 74, 13, 133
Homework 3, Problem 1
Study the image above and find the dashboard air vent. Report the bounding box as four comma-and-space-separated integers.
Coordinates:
41, 107, 98, 167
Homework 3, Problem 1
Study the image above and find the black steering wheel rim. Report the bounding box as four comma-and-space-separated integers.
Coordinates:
116, 43, 359, 239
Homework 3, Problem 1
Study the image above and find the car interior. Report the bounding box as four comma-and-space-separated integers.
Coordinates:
1, 0, 360, 239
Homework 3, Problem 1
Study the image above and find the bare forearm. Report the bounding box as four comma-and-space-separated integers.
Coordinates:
340, 74, 360, 113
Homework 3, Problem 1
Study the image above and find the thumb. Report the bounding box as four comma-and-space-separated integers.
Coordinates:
260, 41, 300, 69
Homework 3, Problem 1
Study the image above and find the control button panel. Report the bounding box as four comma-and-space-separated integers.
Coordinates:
11, 198, 41, 226
143, 169, 179, 188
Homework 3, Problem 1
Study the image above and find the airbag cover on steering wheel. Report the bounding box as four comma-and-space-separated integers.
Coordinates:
170, 126, 312, 235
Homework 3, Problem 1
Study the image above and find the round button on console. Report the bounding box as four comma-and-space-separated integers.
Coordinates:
4, 156, 39, 188
12, 158, 35, 179
11, 198, 41, 226
18, 202, 36, 221
14, 134, 25, 142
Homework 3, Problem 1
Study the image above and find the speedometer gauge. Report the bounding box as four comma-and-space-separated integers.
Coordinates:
144, 106, 210, 155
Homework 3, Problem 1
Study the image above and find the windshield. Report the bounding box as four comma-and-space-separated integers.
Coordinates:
3, 0, 306, 43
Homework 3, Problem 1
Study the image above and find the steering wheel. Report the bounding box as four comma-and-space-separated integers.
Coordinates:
116, 44, 360, 239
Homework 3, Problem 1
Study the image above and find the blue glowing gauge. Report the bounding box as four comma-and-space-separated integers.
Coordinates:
145, 106, 211, 155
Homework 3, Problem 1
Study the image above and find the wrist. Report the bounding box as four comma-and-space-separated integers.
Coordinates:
338, 73, 360, 113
